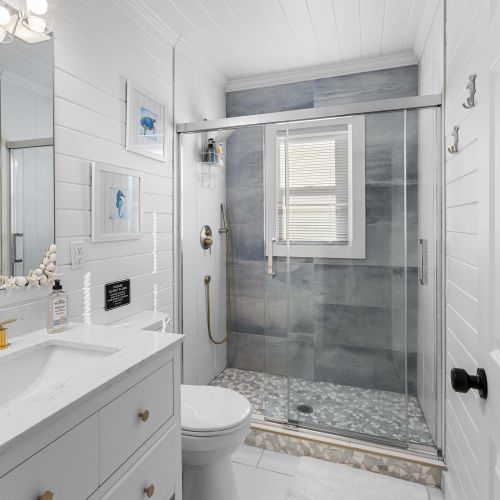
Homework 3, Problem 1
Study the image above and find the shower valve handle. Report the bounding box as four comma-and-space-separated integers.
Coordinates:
451, 367, 488, 399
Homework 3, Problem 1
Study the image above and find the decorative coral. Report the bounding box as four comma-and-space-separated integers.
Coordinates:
0, 244, 59, 291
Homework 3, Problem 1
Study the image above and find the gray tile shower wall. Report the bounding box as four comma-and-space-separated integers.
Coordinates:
226, 66, 419, 395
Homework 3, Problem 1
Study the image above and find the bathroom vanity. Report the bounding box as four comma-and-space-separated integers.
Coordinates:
0, 324, 183, 499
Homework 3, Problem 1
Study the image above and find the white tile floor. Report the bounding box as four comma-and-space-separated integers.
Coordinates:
232, 445, 297, 500
231, 444, 445, 500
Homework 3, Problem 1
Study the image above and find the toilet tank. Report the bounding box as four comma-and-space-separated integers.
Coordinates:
110, 311, 171, 332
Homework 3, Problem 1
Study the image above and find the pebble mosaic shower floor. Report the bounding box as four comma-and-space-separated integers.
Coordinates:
211, 368, 434, 447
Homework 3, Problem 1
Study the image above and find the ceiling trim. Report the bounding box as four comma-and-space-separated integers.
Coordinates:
226, 52, 418, 92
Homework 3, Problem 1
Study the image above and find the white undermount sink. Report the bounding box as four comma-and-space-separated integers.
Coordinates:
0, 341, 117, 408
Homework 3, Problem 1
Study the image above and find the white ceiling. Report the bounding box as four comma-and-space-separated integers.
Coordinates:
141, 0, 435, 88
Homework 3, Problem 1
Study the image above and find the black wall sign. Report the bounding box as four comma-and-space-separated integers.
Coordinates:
105, 279, 131, 311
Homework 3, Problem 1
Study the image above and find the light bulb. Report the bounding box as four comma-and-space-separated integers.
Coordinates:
27, 0, 48, 15
0, 25, 12, 43
0, 5, 11, 26
27, 15, 46, 32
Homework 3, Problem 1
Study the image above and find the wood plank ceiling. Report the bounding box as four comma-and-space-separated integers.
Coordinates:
142, 0, 429, 82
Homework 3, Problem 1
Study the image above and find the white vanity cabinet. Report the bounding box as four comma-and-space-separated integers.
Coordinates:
0, 414, 100, 500
0, 330, 182, 500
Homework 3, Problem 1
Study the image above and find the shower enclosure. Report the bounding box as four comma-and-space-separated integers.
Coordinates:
177, 95, 443, 454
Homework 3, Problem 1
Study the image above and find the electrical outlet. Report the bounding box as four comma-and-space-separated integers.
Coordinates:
71, 241, 86, 269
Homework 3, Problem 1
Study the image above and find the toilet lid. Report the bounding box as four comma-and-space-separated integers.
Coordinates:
181, 385, 251, 433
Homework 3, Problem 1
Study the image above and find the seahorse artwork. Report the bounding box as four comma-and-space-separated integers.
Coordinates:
140, 116, 156, 135
116, 190, 126, 219
0, 244, 59, 290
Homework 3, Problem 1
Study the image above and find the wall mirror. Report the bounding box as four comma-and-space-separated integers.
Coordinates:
0, 22, 56, 289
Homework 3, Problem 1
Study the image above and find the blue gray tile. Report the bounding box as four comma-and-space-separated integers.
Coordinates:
314, 66, 418, 108
227, 81, 315, 117
230, 223, 265, 261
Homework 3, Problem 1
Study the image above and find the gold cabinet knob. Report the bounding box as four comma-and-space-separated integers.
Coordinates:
138, 409, 150, 422
38, 491, 54, 500
144, 484, 155, 497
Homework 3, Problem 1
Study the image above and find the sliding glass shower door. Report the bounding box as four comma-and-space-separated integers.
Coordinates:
263, 108, 440, 448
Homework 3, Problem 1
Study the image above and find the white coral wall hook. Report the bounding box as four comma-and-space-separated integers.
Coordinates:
448, 126, 459, 154
462, 74, 477, 109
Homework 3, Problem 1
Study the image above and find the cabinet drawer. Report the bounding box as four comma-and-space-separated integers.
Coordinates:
0, 415, 99, 500
101, 425, 178, 500
99, 361, 174, 481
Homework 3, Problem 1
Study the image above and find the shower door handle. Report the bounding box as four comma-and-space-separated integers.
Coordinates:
267, 238, 276, 278
419, 238, 428, 285
13, 233, 23, 264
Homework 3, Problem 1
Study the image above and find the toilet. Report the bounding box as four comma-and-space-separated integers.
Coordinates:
181, 385, 251, 500
110, 312, 252, 500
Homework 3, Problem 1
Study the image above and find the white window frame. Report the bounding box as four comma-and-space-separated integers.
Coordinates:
265, 115, 366, 259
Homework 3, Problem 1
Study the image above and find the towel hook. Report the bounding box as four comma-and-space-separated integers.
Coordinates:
448, 126, 459, 154
462, 74, 477, 109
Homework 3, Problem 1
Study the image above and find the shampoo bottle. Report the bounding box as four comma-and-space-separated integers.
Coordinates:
48, 279, 68, 333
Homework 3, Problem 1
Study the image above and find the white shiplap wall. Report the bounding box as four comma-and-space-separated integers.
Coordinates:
443, 0, 482, 498
175, 50, 227, 385
1, 0, 223, 338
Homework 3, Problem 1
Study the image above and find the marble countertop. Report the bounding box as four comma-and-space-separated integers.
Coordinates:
0, 323, 183, 459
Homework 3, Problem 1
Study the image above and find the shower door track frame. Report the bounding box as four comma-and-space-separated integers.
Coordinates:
174, 93, 444, 456
176, 94, 441, 134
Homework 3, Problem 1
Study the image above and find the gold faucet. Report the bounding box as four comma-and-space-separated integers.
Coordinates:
0, 318, 16, 350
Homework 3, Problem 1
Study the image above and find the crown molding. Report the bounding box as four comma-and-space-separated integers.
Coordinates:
226, 52, 418, 92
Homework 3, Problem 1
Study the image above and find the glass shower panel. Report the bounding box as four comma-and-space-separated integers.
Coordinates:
283, 111, 412, 446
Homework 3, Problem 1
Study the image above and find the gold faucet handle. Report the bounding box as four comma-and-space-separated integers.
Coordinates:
0, 318, 16, 350
0, 318, 16, 329
38, 491, 54, 500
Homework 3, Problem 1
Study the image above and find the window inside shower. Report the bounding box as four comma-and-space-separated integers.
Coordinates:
180, 99, 442, 454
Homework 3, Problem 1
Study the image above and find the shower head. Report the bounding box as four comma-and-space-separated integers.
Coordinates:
215, 130, 234, 143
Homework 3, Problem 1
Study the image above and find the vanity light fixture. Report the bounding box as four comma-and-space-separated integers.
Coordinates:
0, 0, 54, 39
21, 0, 51, 34
0, 1, 15, 43
27, 0, 48, 15
0, 3, 11, 25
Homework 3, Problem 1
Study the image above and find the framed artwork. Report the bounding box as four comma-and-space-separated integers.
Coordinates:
91, 162, 143, 242
125, 80, 167, 161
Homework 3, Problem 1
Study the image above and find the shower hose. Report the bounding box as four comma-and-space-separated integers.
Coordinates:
204, 221, 231, 345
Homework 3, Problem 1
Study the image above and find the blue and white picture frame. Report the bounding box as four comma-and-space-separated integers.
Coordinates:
126, 80, 167, 161
91, 162, 143, 242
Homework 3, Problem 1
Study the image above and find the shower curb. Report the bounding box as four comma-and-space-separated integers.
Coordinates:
246, 422, 445, 488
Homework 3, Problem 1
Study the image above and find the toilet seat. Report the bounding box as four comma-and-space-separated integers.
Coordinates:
182, 416, 251, 437
181, 385, 251, 435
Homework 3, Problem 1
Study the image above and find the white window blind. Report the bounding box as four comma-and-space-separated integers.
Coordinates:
277, 125, 350, 244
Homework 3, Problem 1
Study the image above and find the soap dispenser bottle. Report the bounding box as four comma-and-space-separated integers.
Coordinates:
207, 138, 216, 163
47, 279, 68, 333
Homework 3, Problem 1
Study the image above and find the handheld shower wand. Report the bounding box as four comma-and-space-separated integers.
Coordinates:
204, 204, 231, 345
